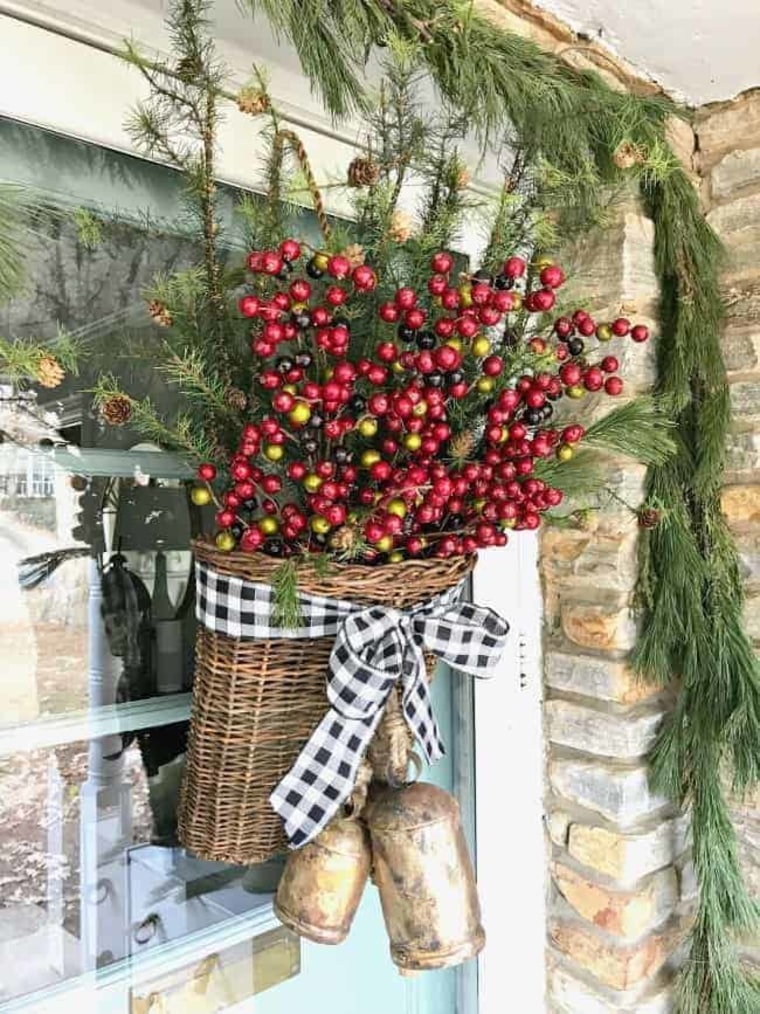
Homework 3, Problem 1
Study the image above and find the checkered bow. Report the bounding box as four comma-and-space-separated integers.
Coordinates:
195, 561, 509, 849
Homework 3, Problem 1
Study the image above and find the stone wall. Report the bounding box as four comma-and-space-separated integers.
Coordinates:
698, 89, 760, 973
540, 199, 692, 1014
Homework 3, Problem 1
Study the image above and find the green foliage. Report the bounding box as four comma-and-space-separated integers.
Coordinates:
271, 559, 304, 628
583, 397, 676, 465
0, 183, 29, 300
0, 328, 82, 386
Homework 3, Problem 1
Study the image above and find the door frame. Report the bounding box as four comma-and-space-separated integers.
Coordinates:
0, 6, 547, 1012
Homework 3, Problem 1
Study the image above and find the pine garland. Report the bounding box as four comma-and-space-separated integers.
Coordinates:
240, 2, 760, 1008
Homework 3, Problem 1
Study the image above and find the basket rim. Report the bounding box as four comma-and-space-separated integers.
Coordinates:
192, 537, 476, 603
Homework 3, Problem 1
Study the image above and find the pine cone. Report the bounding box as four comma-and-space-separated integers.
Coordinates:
237, 86, 270, 116
347, 155, 380, 188
329, 524, 361, 556
176, 55, 203, 82
99, 394, 133, 427
612, 140, 645, 170
341, 243, 366, 269
388, 209, 413, 244
637, 507, 662, 529
225, 387, 248, 412
147, 299, 173, 327
36, 355, 65, 389
455, 165, 471, 190
449, 431, 476, 461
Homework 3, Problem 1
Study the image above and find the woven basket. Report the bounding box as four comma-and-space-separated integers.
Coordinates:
177, 540, 474, 865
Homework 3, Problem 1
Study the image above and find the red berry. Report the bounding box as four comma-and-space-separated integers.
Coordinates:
605, 376, 624, 396
630, 324, 649, 343
272, 391, 295, 413
311, 306, 332, 327
368, 393, 390, 416
240, 527, 264, 552
367, 364, 388, 385
576, 316, 596, 337
479, 306, 502, 326
333, 361, 356, 384
434, 318, 456, 338
471, 283, 492, 306
431, 251, 454, 274
352, 265, 377, 291
379, 301, 399, 323
584, 367, 604, 392
428, 274, 449, 296
365, 521, 386, 543
530, 288, 556, 312
395, 287, 417, 310
503, 256, 526, 279
239, 295, 260, 317
376, 342, 398, 363
562, 425, 585, 443
539, 264, 565, 289
405, 307, 426, 330
247, 251, 263, 272
406, 536, 424, 556
288, 462, 307, 480
324, 285, 347, 306
441, 288, 460, 310
216, 509, 236, 529
261, 475, 282, 494
601, 356, 619, 373
435, 345, 462, 371
482, 355, 504, 377
492, 290, 514, 313
449, 381, 468, 399
327, 255, 351, 279
525, 389, 546, 409
457, 316, 479, 338
554, 316, 574, 339
198, 463, 217, 482
289, 279, 311, 302
611, 317, 630, 337
560, 363, 583, 386
261, 250, 284, 275
280, 239, 301, 262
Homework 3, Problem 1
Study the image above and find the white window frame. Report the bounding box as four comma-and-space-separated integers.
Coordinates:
0, 7, 547, 1012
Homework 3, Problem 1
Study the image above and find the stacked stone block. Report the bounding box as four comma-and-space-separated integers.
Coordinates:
698, 89, 760, 973
541, 200, 692, 1013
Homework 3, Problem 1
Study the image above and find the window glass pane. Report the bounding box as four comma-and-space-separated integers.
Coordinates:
0, 734, 283, 1004
0, 117, 299, 1004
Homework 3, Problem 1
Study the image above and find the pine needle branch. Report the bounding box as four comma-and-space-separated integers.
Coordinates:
583, 397, 676, 466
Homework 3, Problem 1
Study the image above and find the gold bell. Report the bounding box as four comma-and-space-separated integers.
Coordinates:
365, 781, 485, 972
274, 817, 371, 944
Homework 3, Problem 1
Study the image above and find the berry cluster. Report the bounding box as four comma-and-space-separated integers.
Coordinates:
192, 241, 650, 560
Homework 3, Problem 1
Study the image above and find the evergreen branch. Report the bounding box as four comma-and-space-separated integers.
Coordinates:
583, 397, 676, 466
271, 559, 304, 628
533, 448, 607, 498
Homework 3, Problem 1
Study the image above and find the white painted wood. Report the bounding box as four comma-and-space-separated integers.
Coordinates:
472, 537, 546, 1014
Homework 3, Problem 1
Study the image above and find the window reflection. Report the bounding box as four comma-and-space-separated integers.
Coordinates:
0, 734, 284, 1002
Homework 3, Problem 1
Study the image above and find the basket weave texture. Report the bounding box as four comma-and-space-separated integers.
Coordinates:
178, 540, 474, 864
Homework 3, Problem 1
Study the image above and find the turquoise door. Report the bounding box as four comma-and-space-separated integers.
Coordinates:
0, 118, 476, 1014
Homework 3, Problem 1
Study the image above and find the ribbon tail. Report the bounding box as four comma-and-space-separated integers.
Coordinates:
269, 706, 384, 849
400, 640, 445, 765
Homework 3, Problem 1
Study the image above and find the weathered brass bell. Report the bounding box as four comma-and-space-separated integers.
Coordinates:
274, 817, 371, 945
365, 781, 485, 972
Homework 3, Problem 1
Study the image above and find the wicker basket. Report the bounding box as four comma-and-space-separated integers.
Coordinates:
177, 540, 474, 865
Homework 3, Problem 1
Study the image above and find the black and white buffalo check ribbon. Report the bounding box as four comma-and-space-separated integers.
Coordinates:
196, 560, 510, 849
